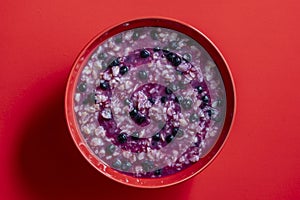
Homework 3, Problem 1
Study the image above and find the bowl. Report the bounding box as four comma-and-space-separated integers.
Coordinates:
65, 17, 235, 188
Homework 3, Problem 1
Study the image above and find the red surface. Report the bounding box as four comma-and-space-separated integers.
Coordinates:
0, 0, 299, 199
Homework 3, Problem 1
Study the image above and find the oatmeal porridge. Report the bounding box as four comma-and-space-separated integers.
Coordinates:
73, 27, 226, 178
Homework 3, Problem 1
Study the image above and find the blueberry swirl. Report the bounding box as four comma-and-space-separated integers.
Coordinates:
95, 48, 212, 176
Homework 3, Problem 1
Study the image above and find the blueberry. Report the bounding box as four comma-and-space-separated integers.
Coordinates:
100, 81, 109, 90
101, 62, 108, 71
78, 82, 87, 92
169, 41, 178, 49
172, 56, 182, 66
165, 87, 173, 95
82, 99, 89, 105
177, 81, 186, 90
119, 66, 129, 75
108, 57, 120, 67
129, 108, 138, 118
212, 99, 222, 107
166, 52, 176, 62
153, 47, 160, 52
206, 110, 212, 118
121, 161, 132, 171
130, 108, 145, 125
152, 133, 161, 141
172, 127, 179, 136
165, 134, 174, 143
117, 132, 127, 144
148, 98, 155, 104
168, 83, 178, 92
135, 114, 146, 125
124, 98, 131, 105
196, 86, 203, 94
86, 93, 96, 104
131, 132, 139, 140
142, 160, 154, 172
160, 96, 167, 104
112, 159, 122, 169
176, 129, 184, 138
212, 113, 222, 122
97, 52, 108, 60
132, 31, 140, 41
154, 169, 162, 176
181, 98, 193, 110
150, 30, 159, 40
115, 35, 122, 44
183, 53, 192, 62
138, 70, 148, 80
166, 52, 181, 66
202, 95, 209, 104
105, 144, 116, 155
175, 95, 183, 103
189, 113, 199, 123
140, 49, 150, 58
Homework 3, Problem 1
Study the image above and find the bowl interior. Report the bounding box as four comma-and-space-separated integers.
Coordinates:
65, 18, 235, 188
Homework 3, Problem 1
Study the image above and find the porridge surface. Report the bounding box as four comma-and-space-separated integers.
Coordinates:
74, 27, 226, 177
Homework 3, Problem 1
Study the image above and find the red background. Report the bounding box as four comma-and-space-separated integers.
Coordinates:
0, 0, 299, 199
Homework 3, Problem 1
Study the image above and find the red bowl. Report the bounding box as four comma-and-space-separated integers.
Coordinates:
65, 17, 236, 188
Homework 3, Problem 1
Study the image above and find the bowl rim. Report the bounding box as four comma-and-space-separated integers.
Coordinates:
65, 16, 236, 188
